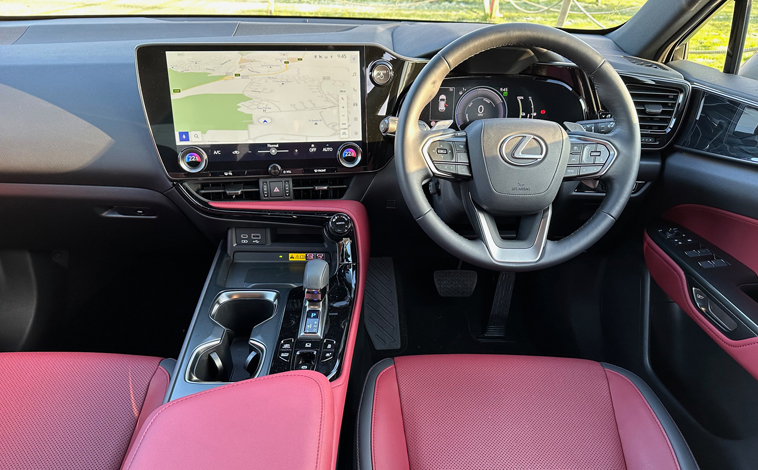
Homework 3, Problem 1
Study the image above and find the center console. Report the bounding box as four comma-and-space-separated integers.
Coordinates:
136, 45, 379, 468
167, 206, 363, 401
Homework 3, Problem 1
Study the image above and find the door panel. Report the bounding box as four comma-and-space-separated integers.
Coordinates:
644, 224, 758, 379
664, 204, 758, 274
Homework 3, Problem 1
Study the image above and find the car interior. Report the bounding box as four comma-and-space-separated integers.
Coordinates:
1, 0, 758, 468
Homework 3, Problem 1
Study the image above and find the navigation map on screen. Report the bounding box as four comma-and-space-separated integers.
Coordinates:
166, 50, 362, 145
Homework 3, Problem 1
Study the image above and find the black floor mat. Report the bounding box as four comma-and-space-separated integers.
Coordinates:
387, 255, 537, 357
363, 257, 402, 350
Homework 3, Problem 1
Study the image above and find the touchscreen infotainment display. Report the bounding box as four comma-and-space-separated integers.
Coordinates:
165, 50, 363, 146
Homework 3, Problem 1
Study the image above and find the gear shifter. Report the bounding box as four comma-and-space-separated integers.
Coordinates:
298, 259, 330, 340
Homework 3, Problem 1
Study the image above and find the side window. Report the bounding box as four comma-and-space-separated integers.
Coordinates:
685, 1, 735, 70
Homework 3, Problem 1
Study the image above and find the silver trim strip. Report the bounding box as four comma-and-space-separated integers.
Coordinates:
473, 202, 552, 264
185, 290, 279, 383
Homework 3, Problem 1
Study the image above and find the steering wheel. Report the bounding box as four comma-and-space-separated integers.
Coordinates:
395, 23, 640, 271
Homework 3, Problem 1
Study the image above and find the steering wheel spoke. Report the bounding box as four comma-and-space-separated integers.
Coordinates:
563, 132, 619, 181
420, 129, 473, 181
462, 191, 552, 264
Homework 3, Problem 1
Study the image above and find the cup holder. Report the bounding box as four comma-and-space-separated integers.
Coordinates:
188, 291, 278, 383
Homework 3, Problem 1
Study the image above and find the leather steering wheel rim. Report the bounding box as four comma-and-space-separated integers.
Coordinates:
395, 23, 641, 271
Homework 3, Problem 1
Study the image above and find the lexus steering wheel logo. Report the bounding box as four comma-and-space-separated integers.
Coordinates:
500, 134, 547, 166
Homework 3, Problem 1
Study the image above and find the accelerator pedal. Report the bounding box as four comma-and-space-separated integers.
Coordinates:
364, 258, 402, 350
481, 271, 515, 339
433, 270, 478, 297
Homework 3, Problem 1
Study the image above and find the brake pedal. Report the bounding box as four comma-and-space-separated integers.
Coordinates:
434, 270, 478, 297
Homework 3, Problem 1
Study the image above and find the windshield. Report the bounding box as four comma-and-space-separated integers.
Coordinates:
5, 0, 647, 30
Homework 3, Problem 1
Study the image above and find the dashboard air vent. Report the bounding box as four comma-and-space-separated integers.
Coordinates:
292, 177, 350, 200
626, 83, 683, 134
189, 176, 351, 202
196, 181, 260, 201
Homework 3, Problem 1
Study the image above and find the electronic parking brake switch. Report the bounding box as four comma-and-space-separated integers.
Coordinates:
293, 259, 330, 370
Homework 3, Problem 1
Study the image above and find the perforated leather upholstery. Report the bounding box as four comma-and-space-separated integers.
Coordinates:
358, 354, 699, 470
0, 352, 169, 470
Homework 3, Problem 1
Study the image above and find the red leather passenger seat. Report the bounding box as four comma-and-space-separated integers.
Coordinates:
359, 354, 699, 470
0, 352, 171, 470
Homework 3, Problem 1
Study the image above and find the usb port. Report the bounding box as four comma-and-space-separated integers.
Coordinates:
251, 233, 262, 240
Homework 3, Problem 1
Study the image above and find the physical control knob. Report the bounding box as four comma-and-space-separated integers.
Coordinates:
337, 143, 362, 168
327, 213, 352, 238
178, 147, 208, 173
268, 163, 282, 176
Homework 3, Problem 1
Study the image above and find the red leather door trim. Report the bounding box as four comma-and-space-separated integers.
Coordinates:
644, 232, 758, 380
207, 199, 369, 468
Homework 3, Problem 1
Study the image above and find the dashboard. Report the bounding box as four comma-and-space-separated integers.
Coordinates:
0, 16, 727, 256
137, 43, 593, 182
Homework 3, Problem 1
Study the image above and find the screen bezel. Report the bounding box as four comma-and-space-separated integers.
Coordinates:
137, 44, 369, 177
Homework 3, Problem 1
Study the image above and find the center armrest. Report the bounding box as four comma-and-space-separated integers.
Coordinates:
121, 371, 334, 470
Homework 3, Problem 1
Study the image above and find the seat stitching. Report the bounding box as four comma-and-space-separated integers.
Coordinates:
122, 373, 326, 470
606, 369, 681, 470
371, 366, 394, 470
601, 368, 629, 470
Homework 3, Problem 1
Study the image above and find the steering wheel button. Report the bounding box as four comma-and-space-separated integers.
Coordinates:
435, 163, 457, 174
581, 144, 597, 163
570, 143, 583, 154
432, 152, 454, 162
568, 153, 581, 165
454, 142, 468, 152
436, 148, 449, 154
455, 152, 469, 163
456, 165, 472, 177
596, 145, 611, 163
579, 166, 602, 176
564, 167, 579, 177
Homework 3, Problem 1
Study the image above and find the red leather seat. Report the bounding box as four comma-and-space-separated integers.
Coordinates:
359, 354, 698, 470
0, 352, 172, 470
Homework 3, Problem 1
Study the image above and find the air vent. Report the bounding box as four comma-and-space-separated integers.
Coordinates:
292, 177, 350, 200
189, 176, 351, 202
196, 181, 260, 201
623, 56, 671, 71
626, 83, 683, 134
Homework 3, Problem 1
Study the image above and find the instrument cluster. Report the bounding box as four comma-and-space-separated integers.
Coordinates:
422, 75, 587, 130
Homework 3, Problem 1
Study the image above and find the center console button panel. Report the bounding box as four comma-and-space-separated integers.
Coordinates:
259, 178, 292, 200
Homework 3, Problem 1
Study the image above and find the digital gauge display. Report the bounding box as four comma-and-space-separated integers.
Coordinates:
426, 76, 585, 131
454, 87, 507, 128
